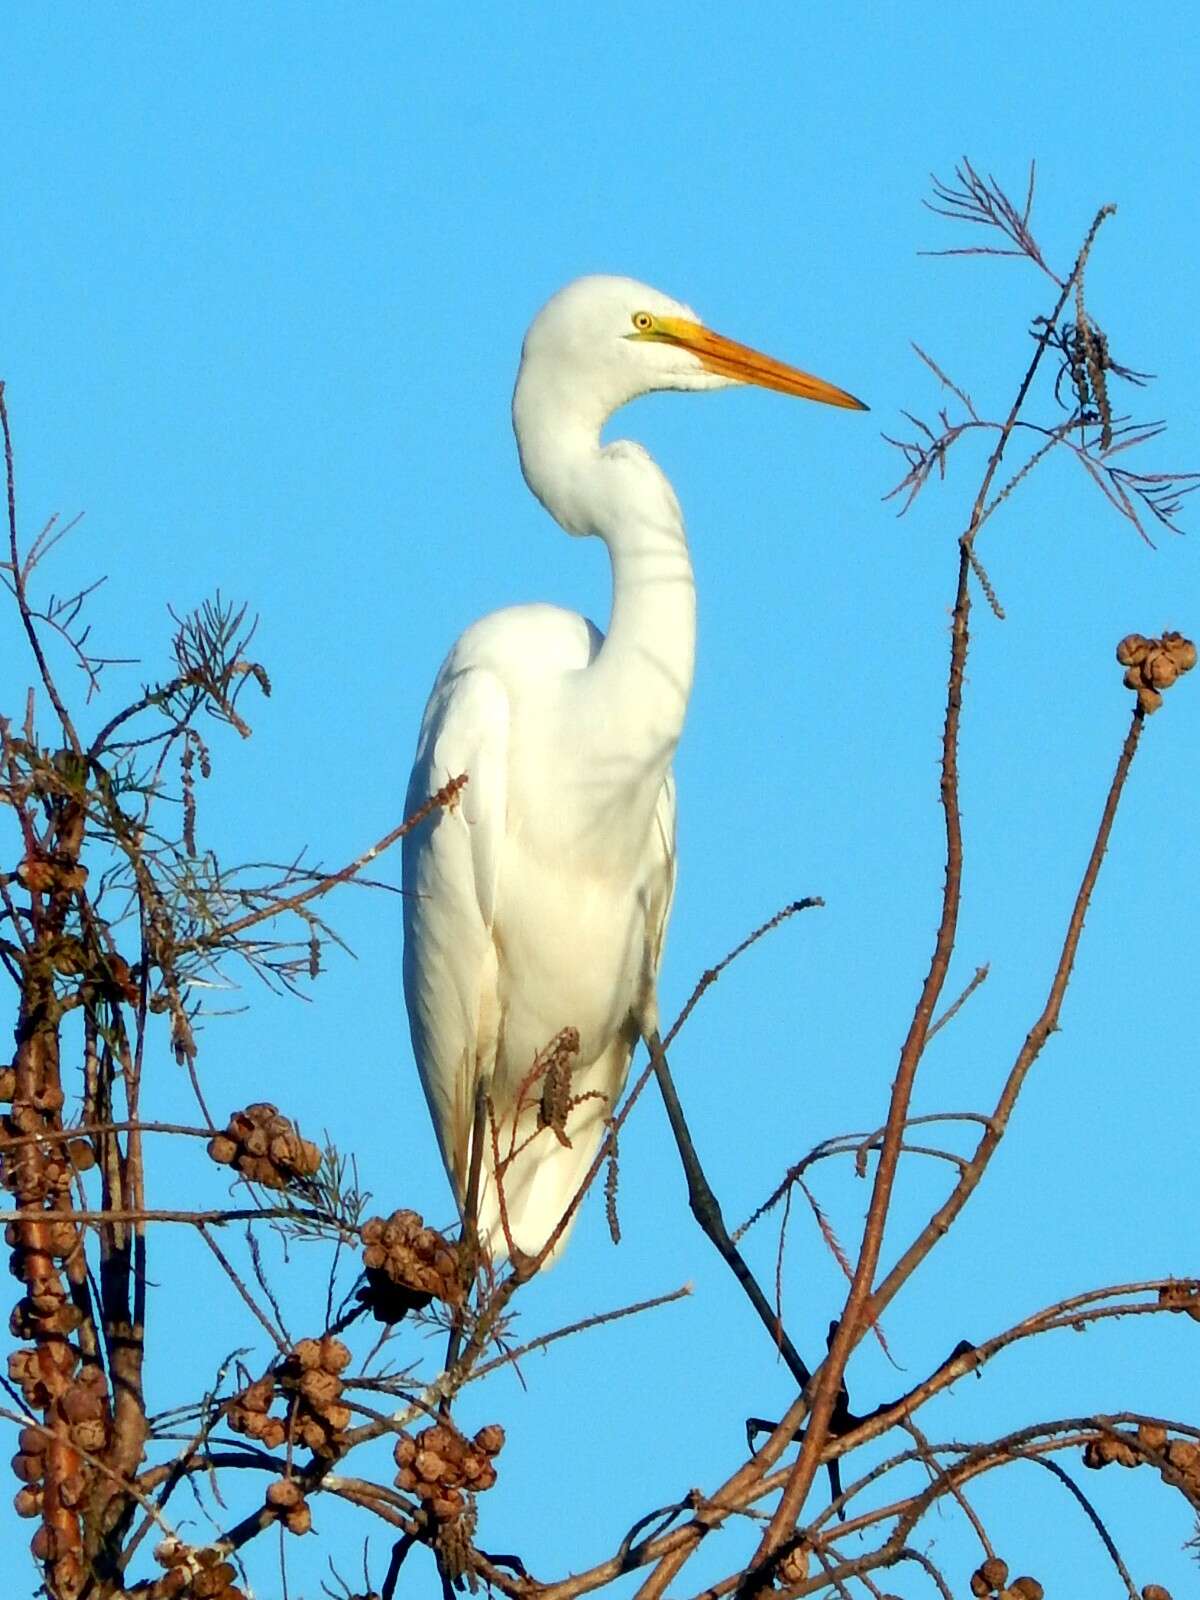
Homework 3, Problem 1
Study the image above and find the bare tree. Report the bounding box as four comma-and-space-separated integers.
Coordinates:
2, 161, 1196, 1600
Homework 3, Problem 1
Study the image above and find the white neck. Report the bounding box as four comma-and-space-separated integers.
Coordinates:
512, 383, 697, 781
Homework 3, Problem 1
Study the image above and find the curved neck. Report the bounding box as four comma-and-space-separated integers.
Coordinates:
592, 451, 696, 739
513, 386, 696, 769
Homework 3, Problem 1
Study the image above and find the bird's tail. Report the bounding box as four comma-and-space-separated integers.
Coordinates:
472, 1093, 613, 1266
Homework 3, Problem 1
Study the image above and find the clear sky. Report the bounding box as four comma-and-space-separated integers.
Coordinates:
2, 5, 1197, 1596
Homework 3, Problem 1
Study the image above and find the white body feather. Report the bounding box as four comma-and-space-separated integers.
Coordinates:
403, 603, 677, 1259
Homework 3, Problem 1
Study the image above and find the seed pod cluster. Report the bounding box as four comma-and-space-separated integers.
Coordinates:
1157, 1281, 1200, 1320
6, 1217, 87, 1341
393, 1420, 505, 1522
1161, 1436, 1200, 1497
7, 1339, 79, 1412
279, 1337, 353, 1454
1083, 1431, 1140, 1469
970, 1563, 1042, 1600
1116, 631, 1196, 714
206, 1103, 321, 1190
2, 1027, 96, 1599
7, 1349, 106, 1596
1081, 1422, 1200, 1497
2, 1124, 90, 1208
265, 1475, 313, 1535
227, 1336, 352, 1457
150, 1540, 247, 1599
226, 1373, 286, 1450
360, 1209, 464, 1320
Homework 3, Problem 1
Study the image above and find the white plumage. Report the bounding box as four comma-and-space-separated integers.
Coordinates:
402, 276, 864, 1262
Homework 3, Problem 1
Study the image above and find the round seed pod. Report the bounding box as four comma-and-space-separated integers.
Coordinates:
318, 1337, 351, 1374
68, 1141, 96, 1173
297, 1368, 341, 1408
12, 1451, 44, 1484
207, 1135, 238, 1166
292, 1338, 322, 1371
61, 1385, 105, 1424
239, 1375, 275, 1414
1162, 633, 1197, 672
1116, 634, 1150, 666
30, 1522, 63, 1561
242, 1126, 270, 1158
48, 1221, 80, 1258
1010, 1580, 1044, 1600
415, 1449, 450, 1483
259, 1418, 287, 1450
29, 1282, 68, 1318
13, 1484, 42, 1517
284, 1502, 312, 1535
978, 1557, 1009, 1592
1143, 650, 1178, 689
266, 1478, 304, 1510
71, 1416, 109, 1452
296, 1416, 329, 1452
474, 1424, 505, 1456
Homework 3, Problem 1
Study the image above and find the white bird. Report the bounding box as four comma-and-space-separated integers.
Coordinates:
402, 275, 865, 1264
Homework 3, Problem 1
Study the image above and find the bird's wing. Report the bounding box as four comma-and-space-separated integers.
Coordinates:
402, 665, 510, 1201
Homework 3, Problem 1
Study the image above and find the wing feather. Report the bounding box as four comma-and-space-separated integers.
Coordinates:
402, 666, 509, 1199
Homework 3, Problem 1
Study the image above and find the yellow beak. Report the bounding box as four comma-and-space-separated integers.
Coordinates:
649, 315, 868, 411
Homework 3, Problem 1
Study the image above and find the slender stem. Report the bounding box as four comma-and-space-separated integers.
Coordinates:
647, 1029, 811, 1387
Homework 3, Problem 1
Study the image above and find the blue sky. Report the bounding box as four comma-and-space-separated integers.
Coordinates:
3, 5, 1198, 1596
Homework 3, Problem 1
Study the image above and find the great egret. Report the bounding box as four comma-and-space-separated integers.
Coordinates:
403, 275, 865, 1263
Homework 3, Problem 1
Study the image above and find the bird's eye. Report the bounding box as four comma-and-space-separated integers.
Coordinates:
631, 311, 655, 333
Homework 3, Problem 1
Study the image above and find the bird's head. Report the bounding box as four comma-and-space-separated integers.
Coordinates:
516, 274, 867, 421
